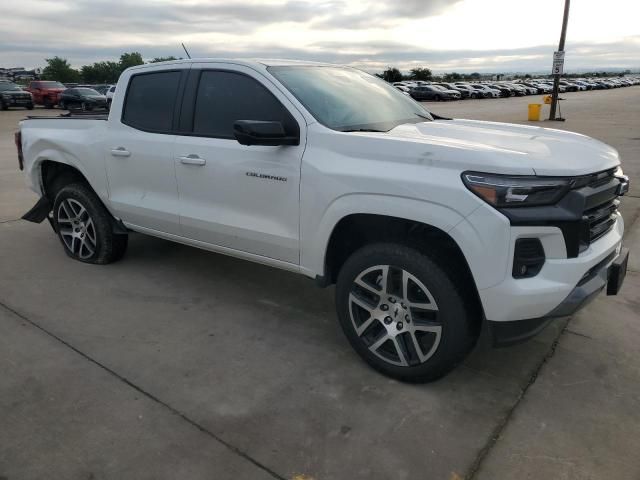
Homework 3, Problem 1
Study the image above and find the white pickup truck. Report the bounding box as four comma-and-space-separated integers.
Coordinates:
16, 59, 630, 382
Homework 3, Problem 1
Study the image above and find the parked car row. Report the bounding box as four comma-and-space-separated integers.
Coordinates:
2, 80, 113, 111
0, 81, 34, 110
392, 76, 640, 101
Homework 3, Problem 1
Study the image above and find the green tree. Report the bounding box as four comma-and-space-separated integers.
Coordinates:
443, 72, 462, 82
41, 56, 80, 83
381, 67, 403, 83
149, 56, 180, 63
409, 67, 432, 81
119, 52, 144, 71
81, 61, 121, 83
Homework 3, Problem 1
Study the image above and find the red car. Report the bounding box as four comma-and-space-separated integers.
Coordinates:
26, 80, 66, 108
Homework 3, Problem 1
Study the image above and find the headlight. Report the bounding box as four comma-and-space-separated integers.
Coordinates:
462, 172, 571, 207
2, 94, 11, 99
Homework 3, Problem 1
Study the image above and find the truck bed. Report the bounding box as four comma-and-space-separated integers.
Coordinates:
25, 111, 109, 121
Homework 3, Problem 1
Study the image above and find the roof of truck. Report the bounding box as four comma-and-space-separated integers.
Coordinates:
126, 58, 339, 71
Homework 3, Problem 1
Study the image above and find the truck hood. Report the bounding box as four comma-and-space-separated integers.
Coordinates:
387, 119, 620, 176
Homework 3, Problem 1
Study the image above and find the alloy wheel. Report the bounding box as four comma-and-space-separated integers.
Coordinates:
348, 265, 441, 367
57, 198, 97, 259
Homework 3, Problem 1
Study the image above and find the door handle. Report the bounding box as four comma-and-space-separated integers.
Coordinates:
111, 147, 131, 157
179, 155, 206, 166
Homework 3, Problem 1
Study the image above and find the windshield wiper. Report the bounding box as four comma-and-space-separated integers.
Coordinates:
341, 128, 386, 133
413, 112, 432, 120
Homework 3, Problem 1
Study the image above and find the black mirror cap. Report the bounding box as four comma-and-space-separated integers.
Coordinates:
233, 120, 299, 146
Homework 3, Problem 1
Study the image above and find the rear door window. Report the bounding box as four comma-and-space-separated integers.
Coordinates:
122, 71, 181, 133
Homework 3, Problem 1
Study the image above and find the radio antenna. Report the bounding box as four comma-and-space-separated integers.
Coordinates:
181, 43, 192, 59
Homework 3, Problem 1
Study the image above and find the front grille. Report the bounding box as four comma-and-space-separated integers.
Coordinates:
583, 168, 616, 188
584, 199, 618, 243
577, 173, 621, 252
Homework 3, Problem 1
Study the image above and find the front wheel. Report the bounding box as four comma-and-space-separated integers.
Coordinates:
53, 183, 128, 264
336, 243, 477, 382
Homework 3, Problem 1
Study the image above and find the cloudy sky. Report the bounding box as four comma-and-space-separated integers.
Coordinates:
1, 0, 638, 73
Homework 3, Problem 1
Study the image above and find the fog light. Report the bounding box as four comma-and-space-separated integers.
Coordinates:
513, 238, 545, 279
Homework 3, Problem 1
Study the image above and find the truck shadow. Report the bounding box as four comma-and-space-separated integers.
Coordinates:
122, 231, 565, 388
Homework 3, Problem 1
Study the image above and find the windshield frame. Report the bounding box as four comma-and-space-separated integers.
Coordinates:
267, 65, 433, 133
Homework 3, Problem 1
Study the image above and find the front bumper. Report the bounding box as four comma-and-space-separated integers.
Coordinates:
479, 215, 624, 323
489, 246, 629, 346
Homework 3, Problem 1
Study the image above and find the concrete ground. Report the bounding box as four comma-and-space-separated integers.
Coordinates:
0, 86, 639, 480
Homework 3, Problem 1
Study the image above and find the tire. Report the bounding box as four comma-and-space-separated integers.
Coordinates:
52, 183, 128, 264
434, 95, 441, 101
471, 93, 478, 99
335, 243, 478, 382
26, 104, 34, 110
1, 101, 7, 111
44, 98, 53, 109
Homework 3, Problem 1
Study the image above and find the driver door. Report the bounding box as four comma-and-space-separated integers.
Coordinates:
172, 64, 306, 264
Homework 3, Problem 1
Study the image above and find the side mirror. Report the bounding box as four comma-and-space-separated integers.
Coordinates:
233, 120, 299, 147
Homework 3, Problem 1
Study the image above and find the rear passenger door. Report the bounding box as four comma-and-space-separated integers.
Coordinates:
105, 67, 188, 234
172, 64, 306, 264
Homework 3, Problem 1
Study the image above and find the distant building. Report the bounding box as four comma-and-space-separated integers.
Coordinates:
0, 67, 39, 81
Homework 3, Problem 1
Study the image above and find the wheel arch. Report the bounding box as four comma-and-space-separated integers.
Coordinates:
322, 213, 485, 337
38, 158, 92, 201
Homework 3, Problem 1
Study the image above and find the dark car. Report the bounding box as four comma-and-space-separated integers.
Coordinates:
0, 82, 34, 110
92, 84, 111, 95
435, 82, 471, 98
58, 88, 108, 111
410, 85, 456, 101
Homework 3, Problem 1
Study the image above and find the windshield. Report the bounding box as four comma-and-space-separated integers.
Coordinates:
0, 83, 22, 91
76, 88, 101, 95
268, 66, 432, 132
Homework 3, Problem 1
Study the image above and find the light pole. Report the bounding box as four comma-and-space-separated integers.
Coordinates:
549, 0, 570, 120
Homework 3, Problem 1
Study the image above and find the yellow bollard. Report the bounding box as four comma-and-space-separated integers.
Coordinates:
528, 103, 542, 121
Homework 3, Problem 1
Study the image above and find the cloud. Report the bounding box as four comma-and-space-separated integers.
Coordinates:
0, 0, 638, 72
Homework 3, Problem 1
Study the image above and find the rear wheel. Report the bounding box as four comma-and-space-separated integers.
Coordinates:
0, 101, 7, 111
44, 98, 53, 109
336, 243, 477, 382
53, 183, 128, 264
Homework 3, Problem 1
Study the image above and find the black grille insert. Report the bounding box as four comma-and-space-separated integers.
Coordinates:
583, 199, 618, 245
513, 238, 545, 278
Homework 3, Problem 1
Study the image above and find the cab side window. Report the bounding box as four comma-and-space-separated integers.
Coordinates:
122, 71, 181, 133
192, 71, 297, 139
